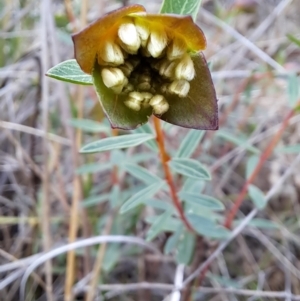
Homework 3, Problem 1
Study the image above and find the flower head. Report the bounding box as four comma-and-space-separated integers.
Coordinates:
72, 5, 218, 130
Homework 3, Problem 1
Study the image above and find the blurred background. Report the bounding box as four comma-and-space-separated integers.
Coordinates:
0, 0, 300, 300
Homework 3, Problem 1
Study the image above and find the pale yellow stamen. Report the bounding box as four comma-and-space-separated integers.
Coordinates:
167, 37, 186, 60
175, 54, 195, 81
147, 29, 167, 58
159, 60, 177, 78
149, 95, 169, 115
124, 91, 144, 111
101, 68, 127, 94
168, 79, 190, 98
99, 41, 124, 65
135, 21, 150, 47
118, 22, 141, 54
141, 92, 153, 108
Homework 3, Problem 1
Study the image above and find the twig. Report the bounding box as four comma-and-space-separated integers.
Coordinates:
86, 212, 115, 301
40, 0, 53, 300
153, 117, 193, 231
20, 235, 161, 300
224, 102, 299, 229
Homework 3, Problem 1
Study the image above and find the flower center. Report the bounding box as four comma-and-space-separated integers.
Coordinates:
98, 19, 195, 115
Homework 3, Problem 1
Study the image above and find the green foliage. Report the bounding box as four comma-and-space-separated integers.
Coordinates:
46, 59, 93, 85
80, 134, 155, 153
160, 0, 202, 20
169, 158, 211, 180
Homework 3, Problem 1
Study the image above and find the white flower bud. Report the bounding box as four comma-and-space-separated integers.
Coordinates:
99, 41, 124, 65
124, 91, 144, 111
141, 92, 153, 108
167, 37, 186, 60
118, 22, 141, 54
119, 61, 134, 77
159, 60, 177, 78
101, 68, 127, 94
168, 79, 190, 97
175, 54, 195, 81
149, 95, 169, 115
135, 21, 150, 47
147, 29, 167, 58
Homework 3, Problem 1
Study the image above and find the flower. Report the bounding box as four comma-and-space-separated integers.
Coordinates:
72, 5, 218, 130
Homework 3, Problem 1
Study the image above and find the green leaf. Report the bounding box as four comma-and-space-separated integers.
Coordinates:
102, 245, 120, 272
179, 192, 224, 210
142, 199, 174, 212
276, 144, 300, 154
176, 230, 196, 265
217, 130, 260, 154
46, 59, 93, 85
160, 0, 202, 20
234, 218, 279, 230
248, 184, 267, 210
181, 178, 205, 194
176, 130, 205, 158
146, 215, 182, 232
164, 225, 183, 254
134, 124, 158, 151
80, 133, 155, 153
76, 162, 112, 175
287, 34, 300, 48
146, 211, 171, 241
69, 119, 110, 133
287, 73, 299, 107
120, 181, 165, 214
81, 193, 110, 208
188, 214, 230, 239
246, 155, 259, 179
169, 158, 211, 180
122, 163, 162, 185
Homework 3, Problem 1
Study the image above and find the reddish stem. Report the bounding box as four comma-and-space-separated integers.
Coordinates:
153, 117, 193, 232
224, 104, 298, 229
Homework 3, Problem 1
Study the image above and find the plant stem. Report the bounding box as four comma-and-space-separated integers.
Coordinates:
224, 103, 299, 229
153, 117, 193, 232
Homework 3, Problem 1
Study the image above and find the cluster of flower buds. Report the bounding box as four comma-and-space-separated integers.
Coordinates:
97, 18, 197, 115
72, 5, 218, 130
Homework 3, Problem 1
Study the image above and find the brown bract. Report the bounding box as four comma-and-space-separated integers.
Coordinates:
71, 4, 218, 130
72, 5, 206, 74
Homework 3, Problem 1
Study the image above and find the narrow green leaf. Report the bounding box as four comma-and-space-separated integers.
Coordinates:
146, 215, 182, 232
80, 134, 155, 153
142, 199, 174, 212
287, 73, 299, 107
217, 130, 260, 154
76, 162, 112, 175
146, 211, 171, 241
120, 181, 165, 213
276, 144, 300, 154
234, 218, 279, 230
169, 158, 211, 180
287, 34, 300, 48
188, 214, 230, 239
246, 155, 259, 179
176, 130, 205, 158
122, 163, 162, 185
81, 193, 110, 208
248, 184, 267, 209
160, 0, 202, 20
181, 178, 205, 194
134, 124, 158, 151
164, 225, 183, 254
46, 59, 93, 85
69, 119, 110, 133
179, 192, 224, 210
176, 230, 196, 265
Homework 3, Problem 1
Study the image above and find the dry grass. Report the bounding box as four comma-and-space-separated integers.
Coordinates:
0, 0, 300, 300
